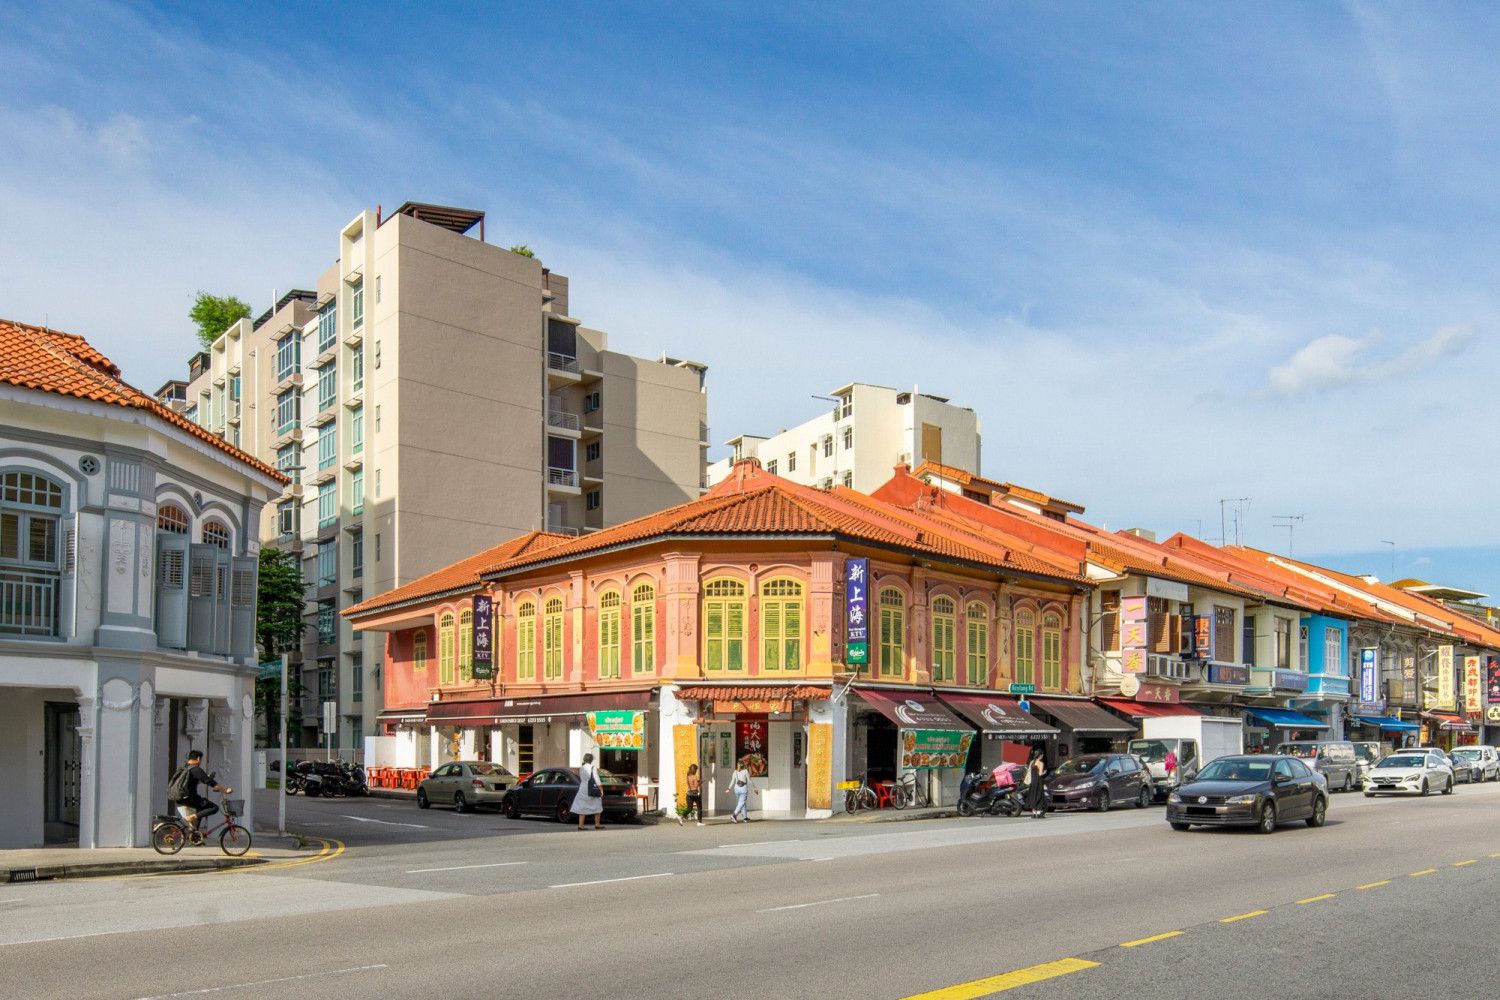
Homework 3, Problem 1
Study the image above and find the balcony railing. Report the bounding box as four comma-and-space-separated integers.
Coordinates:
545, 522, 582, 536
547, 409, 580, 431
0, 570, 60, 637
547, 352, 581, 375
547, 467, 578, 488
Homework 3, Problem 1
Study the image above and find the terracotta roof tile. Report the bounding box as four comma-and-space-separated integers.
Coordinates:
344, 531, 572, 618
0, 318, 284, 480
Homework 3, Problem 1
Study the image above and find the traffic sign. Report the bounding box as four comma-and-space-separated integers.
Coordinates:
1008, 683, 1036, 695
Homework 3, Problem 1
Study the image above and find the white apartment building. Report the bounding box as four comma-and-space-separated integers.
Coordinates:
169, 201, 708, 749
707, 382, 980, 494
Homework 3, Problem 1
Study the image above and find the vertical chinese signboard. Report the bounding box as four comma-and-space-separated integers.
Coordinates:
472, 593, 494, 680
845, 557, 869, 667
1437, 645, 1456, 710
1464, 656, 1482, 715
806, 723, 833, 810
1120, 595, 1148, 674
736, 715, 769, 775
1359, 648, 1379, 705
673, 725, 698, 809
1487, 656, 1500, 704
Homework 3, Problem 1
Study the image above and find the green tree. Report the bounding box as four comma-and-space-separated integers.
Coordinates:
255, 547, 306, 746
189, 291, 251, 350
508, 244, 536, 258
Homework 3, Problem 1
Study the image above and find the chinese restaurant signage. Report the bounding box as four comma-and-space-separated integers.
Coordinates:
1464, 656, 1482, 713
1437, 645, 1456, 711
471, 593, 494, 680
1120, 595, 1148, 674
736, 715, 769, 775
900, 728, 974, 770
806, 723, 833, 810
1134, 681, 1180, 704
845, 558, 869, 667
1488, 656, 1500, 704
587, 710, 644, 751
1194, 615, 1213, 659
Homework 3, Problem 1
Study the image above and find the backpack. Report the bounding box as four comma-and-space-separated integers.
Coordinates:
168, 766, 193, 803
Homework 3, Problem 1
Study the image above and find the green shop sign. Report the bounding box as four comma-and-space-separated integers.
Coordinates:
899, 728, 973, 770
587, 710, 644, 752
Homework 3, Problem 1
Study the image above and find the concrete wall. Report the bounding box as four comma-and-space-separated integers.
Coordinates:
0, 689, 47, 848
597, 351, 705, 524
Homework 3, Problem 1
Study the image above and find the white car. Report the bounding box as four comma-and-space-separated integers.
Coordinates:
1364, 752, 1454, 797
1449, 746, 1500, 782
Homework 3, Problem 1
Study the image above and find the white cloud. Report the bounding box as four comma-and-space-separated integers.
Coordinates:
1267, 325, 1476, 395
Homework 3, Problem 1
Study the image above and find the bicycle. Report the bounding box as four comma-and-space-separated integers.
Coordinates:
892, 769, 931, 810
152, 796, 252, 856
843, 772, 880, 813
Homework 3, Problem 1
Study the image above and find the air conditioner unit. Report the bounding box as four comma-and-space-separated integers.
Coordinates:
1147, 654, 1191, 680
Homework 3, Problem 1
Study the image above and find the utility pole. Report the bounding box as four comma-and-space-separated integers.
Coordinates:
1272, 514, 1304, 557
277, 651, 288, 838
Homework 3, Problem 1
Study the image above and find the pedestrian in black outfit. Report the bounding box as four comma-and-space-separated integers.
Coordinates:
1025, 746, 1048, 819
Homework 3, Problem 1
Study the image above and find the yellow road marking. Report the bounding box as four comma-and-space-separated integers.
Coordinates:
1490, 853, 1500, 858
903, 958, 1100, 998
1120, 931, 1183, 948
1409, 869, 1437, 877
1219, 910, 1266, 923
1454, 860, 1477, 867
225, 837, 346, 874
1296, 893, 1336, 905
1356, 880, 1390, 890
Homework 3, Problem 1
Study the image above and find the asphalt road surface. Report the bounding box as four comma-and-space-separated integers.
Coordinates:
4, 783, 1500, 999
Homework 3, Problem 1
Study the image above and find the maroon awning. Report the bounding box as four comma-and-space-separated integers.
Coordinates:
856, 688, 969, 731
427, 689, 653, 725
938, 693, 1058, 738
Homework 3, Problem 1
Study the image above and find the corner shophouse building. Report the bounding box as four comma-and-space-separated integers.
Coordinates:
347, 459, 1094, 816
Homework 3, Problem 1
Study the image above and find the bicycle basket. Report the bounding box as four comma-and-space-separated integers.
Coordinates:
224, 799, 245, 817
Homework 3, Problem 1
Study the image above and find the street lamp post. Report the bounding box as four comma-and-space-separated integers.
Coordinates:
278, 651, 288, 838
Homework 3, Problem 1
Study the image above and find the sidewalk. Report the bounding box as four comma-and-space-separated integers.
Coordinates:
1, 838, 311, 884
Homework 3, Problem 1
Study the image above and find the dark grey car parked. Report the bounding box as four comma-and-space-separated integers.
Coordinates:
1167, 754, 1329, 833
1046, 753, 1152, 812
500, 767, 640, 823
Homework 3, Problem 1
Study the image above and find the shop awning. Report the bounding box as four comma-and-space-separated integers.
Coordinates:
1244, 707, 1328, 730
1424, 712, 1474, 732
376, 708, 427, 722
1097, 698, 1200, 720
938, 693, 1059, 738
1355, 715, 1420, 733
426, 689, 653, 725
1029, 698, 1136, 735
856, 689, 970, 731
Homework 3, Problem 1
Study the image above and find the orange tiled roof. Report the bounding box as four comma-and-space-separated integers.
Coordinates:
344, 531, 572, 618
0, 318, 284, 481
913, 460, 1084, 512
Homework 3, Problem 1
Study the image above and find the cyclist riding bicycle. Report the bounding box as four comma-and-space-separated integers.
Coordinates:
167, 750, 233, 842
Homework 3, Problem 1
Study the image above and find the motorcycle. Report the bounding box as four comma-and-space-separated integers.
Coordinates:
956, 768, 1025, 817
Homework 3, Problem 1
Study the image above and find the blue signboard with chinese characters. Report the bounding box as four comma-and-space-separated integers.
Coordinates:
845, 557, 869, 666
1360, 648, 1378, 703
472, 593, 494, 680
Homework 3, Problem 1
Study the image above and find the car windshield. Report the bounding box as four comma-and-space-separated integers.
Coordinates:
1054, 757, 1107, 776
1354, 745, 1379, 762
1129, 740, 1170, 763
1274, 744, 1317, 758
1194, 759, 1273, 783
468, 763, 511, 777
1451, 749, 1481, 760
1380, 756, 1424, 768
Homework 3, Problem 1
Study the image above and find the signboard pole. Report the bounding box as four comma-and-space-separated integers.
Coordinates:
278, 652, 287, 838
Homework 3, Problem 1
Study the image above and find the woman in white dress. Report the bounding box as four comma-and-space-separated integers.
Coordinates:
572, 752, 605, 831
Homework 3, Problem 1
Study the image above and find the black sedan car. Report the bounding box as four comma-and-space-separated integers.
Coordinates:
501, 767, 641, 823
1046, 753, 1153, 812
1166, 755, 1328, 834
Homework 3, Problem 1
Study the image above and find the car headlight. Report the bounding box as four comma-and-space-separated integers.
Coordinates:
1226, 793, 1258, 804
1167, 792, 1183, 804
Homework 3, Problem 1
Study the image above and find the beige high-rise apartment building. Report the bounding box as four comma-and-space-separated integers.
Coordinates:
167, 202, 708, 747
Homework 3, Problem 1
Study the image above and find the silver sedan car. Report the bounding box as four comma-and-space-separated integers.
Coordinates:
1363, 752, 1454, 797
1449, 746, 1499, 782
417, 761, 517, 812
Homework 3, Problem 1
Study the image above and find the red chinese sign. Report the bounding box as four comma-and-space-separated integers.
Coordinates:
735, 714, 769, 776
1135, 682, 1180, 704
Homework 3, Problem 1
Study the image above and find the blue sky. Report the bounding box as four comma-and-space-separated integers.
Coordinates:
1, 2, 1496, 594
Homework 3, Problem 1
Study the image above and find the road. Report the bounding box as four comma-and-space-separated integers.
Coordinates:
3, 783, 1500, 999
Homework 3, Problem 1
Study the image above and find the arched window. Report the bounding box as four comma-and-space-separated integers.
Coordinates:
1014, 608, 1036, 687
878, 588, 906, 678
703, 578, 746, 672
965, 603, 990, 683
1, 470, 65, 636
458, 609, 474, 683
631, 583, 656, 675
543, 597, 564, 680
202, 520, 230, 549
930, 595, 956, 683
1041, 610, 1063, 690
760, 578, 804, 672
516, 601, 537, 681
157, 504, 190, 534
598, 591, 622, 679
438, 612, 456, 685
412, 630, 428, 672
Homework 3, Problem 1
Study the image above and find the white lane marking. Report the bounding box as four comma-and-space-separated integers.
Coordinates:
132, 964, 388, 999
340, 815, 430, 829
757, 893, 879, 913
405, 861, 528, 874
550, 872, 673, 889
799, 857, 833, 862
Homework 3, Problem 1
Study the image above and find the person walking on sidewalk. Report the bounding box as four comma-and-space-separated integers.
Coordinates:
726, 757, 757, 823
572, 752, 605, 831
679, 763, 704, 826
1024, 746, 1048, 819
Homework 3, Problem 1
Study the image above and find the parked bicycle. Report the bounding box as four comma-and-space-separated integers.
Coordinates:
843, 772, 880, 813
152, 795, 252, 856
892, 769, 932, 810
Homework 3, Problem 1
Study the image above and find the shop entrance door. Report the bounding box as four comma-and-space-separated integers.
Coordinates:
699, 723, 734, 816
789, 726, 807, 815
44, 701, 81, 844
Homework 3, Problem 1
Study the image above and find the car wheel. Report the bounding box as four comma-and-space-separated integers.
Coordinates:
502, 796, 519, 819
1442, 777, 1454, 796
1420, 779, 1430, 797
1306, 796, 1327, 828
416, 788, 430, 809
1256, 802, 1276, 834
1136, 786, 1151, 809
1342, 773, 1352, 793
1169, 822, 1192, 832
1363, 791, 1375, 798
555, 800, 571, 823
454, 792, 470, 813
1093, 789, 1110, 813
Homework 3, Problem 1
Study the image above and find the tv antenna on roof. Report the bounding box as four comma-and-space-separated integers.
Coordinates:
1272, 514, 1304, 557
1219, 497, 1251, 547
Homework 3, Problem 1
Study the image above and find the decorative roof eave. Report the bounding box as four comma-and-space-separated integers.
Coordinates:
344, 581, 482, 624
